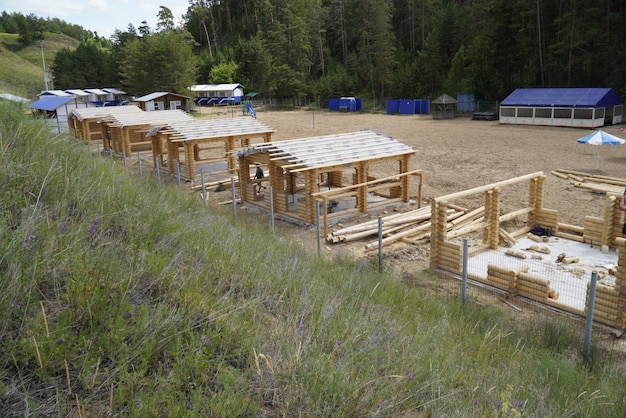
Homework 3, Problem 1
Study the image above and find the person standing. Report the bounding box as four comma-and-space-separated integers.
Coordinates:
254, 163, 265, 194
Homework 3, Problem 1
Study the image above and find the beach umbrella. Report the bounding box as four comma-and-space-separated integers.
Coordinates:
576, 130, 625, 170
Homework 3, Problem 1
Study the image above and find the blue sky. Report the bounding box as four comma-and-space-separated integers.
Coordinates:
0, 0, 190, 39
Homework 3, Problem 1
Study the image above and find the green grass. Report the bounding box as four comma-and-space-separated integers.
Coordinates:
0, 32, 78, 98
1, 103, 626, 416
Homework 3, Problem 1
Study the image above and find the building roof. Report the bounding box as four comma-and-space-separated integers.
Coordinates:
69, 105, 143, 122
237, 130, 416, 172
189, 84, 244, 92
501, 88, 624, 108
99, 109, 193, 128
103, 88, 126, 95
64, 89, 91, 96
84, 88, 109, 96
146, 117, 274, 141
29, 96, 75, 111
432, 94, 457, 104
133, 92, 192, 102
38, 90, 73, 97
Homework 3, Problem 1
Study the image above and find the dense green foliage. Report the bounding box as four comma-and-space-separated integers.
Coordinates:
2, 102, 626, 416
6, 0, 626, 103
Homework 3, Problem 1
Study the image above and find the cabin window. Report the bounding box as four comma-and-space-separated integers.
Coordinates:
534, 108, 552, 118
553, 108, 572, 119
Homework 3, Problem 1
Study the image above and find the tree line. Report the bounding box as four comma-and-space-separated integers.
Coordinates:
4, 0, 626, 105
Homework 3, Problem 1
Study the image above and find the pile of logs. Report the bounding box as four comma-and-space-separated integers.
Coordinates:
326, 204, 486, 251
551, 169, 626, 195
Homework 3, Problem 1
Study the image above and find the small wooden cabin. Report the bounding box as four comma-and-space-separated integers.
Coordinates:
236, 130, 418, 230
133, 92, 193, 111
99, 110, 193, 155
68, 105, 143, 142
146, 117, 275, 180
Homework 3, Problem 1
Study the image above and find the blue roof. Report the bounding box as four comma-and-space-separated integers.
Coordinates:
29, 96, 74, 111
501, 88, 624, 108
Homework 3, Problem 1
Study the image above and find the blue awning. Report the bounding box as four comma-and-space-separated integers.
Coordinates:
29, 96, 74, 111
501, 88, 624, 108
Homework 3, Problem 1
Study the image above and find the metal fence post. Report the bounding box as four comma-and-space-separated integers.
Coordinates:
462, 238, 469, 305
316, 201, 321, 255
231, 176, 237, 218
200, 169, 207, 204
269, 186, 275, 233
176, 162, 181, 189
583, 271, 598, 365
378, 216, 383, 273
137, 152, 142, 176
155, 158, 161, 184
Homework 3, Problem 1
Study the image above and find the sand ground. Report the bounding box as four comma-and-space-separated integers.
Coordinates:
199, 108, 626, 271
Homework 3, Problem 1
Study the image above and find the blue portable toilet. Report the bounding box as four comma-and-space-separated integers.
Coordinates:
386, 99, 399, 114
328, 98, 340, 111
339, 97, 356, 111
398, 99, 416, 114
416, 99, 430, 114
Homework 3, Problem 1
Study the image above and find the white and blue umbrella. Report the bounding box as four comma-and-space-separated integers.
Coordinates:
576, 130, 625, 170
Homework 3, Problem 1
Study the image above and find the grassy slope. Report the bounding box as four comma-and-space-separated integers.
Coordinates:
0, 32, 78, 98
1, 105, 625, 416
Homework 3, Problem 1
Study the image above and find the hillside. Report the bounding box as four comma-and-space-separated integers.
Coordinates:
1, 105, 626, 416
0, 32, 78, 98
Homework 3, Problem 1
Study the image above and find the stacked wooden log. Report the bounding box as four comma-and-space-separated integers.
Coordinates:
552, 169, 626, 195
327, 206, 441, 244
517, 272, 559, 301
616, 240, 626, 330
487, 264, 529, 294
587, 282, 622, 328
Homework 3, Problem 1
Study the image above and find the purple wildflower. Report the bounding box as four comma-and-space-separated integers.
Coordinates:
59, 223, 67, 232
405, 370, 414, 381
88, 224, 97, 234
49, 213, 57, 221
298, 323, 304, 332
517, 400, 525, 408
473, 399, 478, 406
336, 339, 342, 347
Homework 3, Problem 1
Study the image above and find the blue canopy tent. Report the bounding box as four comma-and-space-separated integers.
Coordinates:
499, 88, 624, 128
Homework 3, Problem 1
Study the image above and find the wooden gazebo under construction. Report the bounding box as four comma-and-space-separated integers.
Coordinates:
146, 117, 275, 180
98, 110, 193, 156
236, 130, 420, 232
68, 105, 143, 142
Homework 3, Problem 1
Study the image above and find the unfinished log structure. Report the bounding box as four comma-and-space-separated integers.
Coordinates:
98, 110, 193, 156
431, 172, 626, 330
68, 106, 143, 142
146, 117, 274, 181
235, 130, 418, 233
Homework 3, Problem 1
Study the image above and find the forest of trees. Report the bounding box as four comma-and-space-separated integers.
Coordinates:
3, 0, 626, 106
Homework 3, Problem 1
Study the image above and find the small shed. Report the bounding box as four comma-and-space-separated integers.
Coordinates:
146, 117, 275, 180
29, 96, 95, 133
235, 130, 419, 233
189, 84, 245, 105
133, 92, 193, 111
99, 109, 193, 155
68, 105, 143, 142
499, 88, 624, 128
431, 94, 457, 119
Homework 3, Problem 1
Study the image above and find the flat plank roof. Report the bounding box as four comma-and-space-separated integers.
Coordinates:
99, 109, 193, 127
147, 117, 274, 141
237, 130, 416, 171
69, 105, 143, 122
